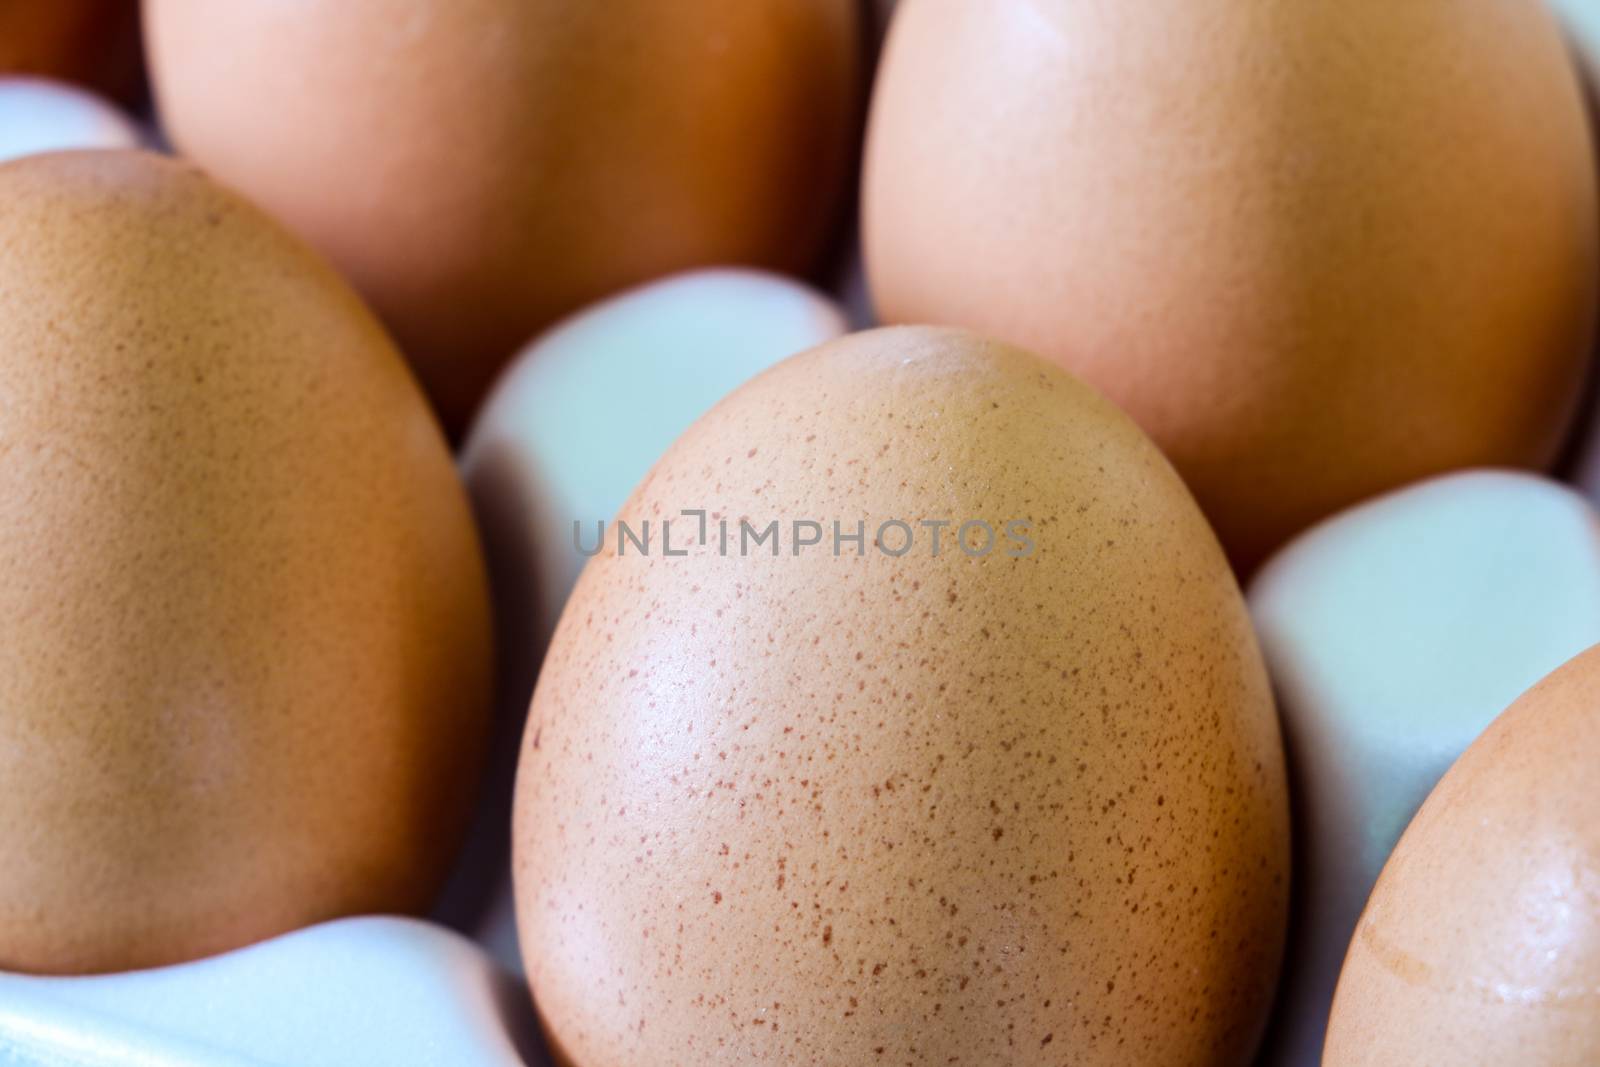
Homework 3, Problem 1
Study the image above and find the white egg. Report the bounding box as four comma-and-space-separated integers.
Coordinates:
453, 268, 846, 969
0, 77, 142, 163
1247, 470, 1600, 1066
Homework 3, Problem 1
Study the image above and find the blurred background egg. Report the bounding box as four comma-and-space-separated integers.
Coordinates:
444, 268, 846, 968
145, 0, 864, 435
1249, 470, 1600, 1065
0, 0, 142, 102
0, 150, 492, 975
514, 326, 1289, 1065
1323, 643, 1600, 1065
0, 76, 142, 163
865, 0, 1599, 571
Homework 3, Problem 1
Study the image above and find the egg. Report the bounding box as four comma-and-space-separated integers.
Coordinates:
0, 150, 492, 975
0, 0, 142, 100
145, 0, 863, 434
0, 77, 142, 163
1248, 470, 1600, 1065
513, 327, 1289, 1065
450, 268, 846, 970
864, 0, 1598, 570
1323, 642, 1600, 1064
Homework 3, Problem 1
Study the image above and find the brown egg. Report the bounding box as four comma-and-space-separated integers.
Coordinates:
513, 327, 1289, 1065
864, 0, 1598, 571
1323, 643, 1600, 1065
0, 0, 142, 101
0, 150, 492, 975
145, 0, 862, 435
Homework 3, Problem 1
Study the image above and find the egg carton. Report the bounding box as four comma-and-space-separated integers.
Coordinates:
0, 919, 540, 1067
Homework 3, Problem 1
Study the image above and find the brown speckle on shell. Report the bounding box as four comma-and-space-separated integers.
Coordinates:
514, 326, 1288, 1065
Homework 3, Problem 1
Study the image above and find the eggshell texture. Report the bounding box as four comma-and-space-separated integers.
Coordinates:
514, 326, 1289, 1065
145, 0, 862, 435
0, 77, 142, 163
454, 270, 846, 970
1247, 470, 1600, 1066
0, 0, 142, 100
0, 150, 493, 975
864, 0, 1598, 570
1323, 643, 1600, 1065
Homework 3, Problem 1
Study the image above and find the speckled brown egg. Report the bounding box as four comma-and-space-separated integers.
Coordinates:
1323, 643, 1600, 1065
513, 326, 1289, 1065
864, 0, 1598, 571
0, 150, 492, 975
144, 0, 862, 435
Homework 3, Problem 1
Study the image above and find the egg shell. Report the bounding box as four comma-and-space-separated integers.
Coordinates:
514, 326, 1289, 1065
0, 76, 142, 163
1248, 470, 1600, 1066
1322, 642, 1600, 1064
864, 0, 1599, 570
0, 150, 492, 974
448, 268, 846, 970
145, 0, 863, 435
